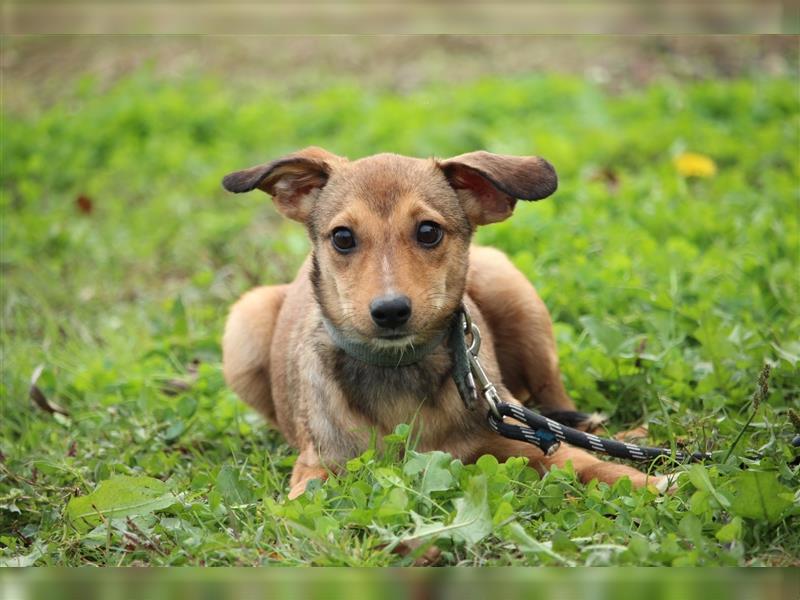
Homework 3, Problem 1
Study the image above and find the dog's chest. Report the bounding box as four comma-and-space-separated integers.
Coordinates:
326, 348, 467, 432
340, 355, 444, 412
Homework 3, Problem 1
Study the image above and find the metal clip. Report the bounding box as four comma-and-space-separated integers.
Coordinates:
460, 305, 501, 420
468, 352, 502, 419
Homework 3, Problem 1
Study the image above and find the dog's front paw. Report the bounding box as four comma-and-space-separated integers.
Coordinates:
651, 472, 682, 495
287, 471, 328, 500
287, 481, 309, 500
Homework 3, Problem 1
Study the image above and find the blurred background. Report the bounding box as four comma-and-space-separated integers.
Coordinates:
2, 567, 800, 599
1, 0, 797, 34
4, 36, 797, 112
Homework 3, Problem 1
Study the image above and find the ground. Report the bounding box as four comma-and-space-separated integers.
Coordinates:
0, 37, 798, 566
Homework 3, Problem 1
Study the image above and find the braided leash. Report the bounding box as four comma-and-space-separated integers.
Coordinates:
455, 305, 711, 464
488, 400, 711, 462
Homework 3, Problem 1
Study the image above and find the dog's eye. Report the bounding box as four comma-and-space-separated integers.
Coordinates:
416, 221, 443, 248
331, 227, 356, 253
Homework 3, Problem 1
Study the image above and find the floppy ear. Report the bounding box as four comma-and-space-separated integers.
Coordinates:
222, 146, 344, 222
438, 151, 558, 225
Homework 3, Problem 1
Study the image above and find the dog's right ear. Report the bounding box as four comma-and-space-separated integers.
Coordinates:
438, 151, 557, 225
222, 147, 344, 222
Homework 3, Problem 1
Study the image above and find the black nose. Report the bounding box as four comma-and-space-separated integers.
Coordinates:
370, 295, 412, 329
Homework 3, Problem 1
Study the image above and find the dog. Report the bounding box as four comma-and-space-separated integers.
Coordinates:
221, 147, 668, 499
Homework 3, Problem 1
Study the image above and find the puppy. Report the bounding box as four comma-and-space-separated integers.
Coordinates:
221, 147, 666, 499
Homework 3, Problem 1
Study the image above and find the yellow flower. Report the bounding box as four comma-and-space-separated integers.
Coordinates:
674, 152, 717, 178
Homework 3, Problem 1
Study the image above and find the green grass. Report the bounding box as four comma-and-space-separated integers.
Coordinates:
1, 68, 798, 566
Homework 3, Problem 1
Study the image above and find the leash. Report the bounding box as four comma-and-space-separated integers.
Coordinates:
454, 305, 712, 463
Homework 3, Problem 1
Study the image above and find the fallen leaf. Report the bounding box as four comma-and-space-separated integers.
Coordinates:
589, 166, 620, 192
76, 194, 93, 214
29, 365, 69, 417
391, 538, 442, 566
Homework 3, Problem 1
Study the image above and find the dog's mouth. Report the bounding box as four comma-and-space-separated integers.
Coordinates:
377, 332, 409, 341
369, 322, 450, 349
372, 331, 415, 346
322, 312, 456, 365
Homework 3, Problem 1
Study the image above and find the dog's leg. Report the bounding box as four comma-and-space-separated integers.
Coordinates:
476, 434, 669, 491
468, 246, 574, 413
222, 285, 288, 425
288, 446, 328, 500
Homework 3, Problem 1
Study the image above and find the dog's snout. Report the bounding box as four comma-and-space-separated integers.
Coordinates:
370, 295, 412, 329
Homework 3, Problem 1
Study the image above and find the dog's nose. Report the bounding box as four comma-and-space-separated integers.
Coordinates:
370, 295, 412, 329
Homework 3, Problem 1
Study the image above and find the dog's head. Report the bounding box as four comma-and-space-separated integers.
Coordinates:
223, 147, 557, 347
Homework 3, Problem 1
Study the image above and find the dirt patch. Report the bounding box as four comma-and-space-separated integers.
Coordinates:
2, 36, 797, 112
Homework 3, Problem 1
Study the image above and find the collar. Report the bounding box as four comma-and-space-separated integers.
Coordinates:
321, 316, 453, 368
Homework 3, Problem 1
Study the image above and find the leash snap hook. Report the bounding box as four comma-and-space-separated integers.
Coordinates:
467, 347, 502, 420
460, 304, 500, 419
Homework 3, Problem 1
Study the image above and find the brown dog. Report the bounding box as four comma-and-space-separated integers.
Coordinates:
221, 147, 667, 499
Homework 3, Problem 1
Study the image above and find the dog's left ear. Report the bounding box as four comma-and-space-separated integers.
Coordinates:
438, 151, 557, 225
222, 147, 344, 223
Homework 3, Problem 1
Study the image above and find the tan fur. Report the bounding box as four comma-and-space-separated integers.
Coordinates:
221, 148, 666, 500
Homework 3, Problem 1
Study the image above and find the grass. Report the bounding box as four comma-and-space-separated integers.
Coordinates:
1, 66, 798, 566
